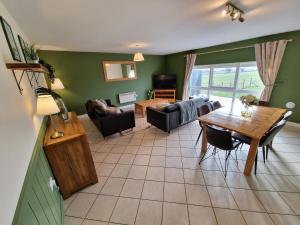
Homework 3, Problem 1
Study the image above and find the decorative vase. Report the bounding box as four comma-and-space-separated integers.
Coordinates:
241, 104, 252, 118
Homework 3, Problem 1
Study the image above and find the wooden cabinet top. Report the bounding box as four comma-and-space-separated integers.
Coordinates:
44, 112, 86, 147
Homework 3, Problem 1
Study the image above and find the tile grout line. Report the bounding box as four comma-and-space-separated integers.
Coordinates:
201, 155, 220, 225
70, 118, 300, 225
161, 148, 167, 225
215, 150, 250, 225
81, 171, 111, 223
181, 155, 191, 225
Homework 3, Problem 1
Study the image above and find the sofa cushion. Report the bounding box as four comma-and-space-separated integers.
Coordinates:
164, 104, 179, 113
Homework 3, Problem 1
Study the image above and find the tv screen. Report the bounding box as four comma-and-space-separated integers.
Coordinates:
153, 74, 176, 89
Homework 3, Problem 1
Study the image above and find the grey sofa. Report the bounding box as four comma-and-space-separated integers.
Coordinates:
146, 97, 209, 133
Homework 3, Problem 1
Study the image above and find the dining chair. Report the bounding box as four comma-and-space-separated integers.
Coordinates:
203, 125, 241, 177
195, 104, 212, 145
268, 111, 293, 150
232, 119, 287, 174
212, 101, 222, 110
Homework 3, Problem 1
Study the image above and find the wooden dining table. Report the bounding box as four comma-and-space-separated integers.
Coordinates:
199, 105, 286, 176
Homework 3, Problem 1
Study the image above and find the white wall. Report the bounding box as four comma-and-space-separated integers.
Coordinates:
0, 2, 46, 225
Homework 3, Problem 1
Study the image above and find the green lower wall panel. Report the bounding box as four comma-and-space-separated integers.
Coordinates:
165, 30, 300, 123
12, 118, 63, 225
38, 51, 166, 115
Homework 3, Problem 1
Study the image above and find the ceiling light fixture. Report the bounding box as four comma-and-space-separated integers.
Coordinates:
222, 4, 230, 16
222, 2, 245, 23
133, 45, 144, 62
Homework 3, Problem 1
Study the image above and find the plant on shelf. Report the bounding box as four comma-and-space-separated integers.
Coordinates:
24, 44, 39, 63
147, 89, 154, 100
38, 59, 55, 81
239, 94, 258, 118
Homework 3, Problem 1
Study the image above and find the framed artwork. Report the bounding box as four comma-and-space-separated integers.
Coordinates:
0, 16, 21, 61
18, 35, 30, 63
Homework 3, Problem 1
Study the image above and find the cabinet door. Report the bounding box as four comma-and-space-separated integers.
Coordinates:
66, 137, 97, 186
45, 136, 97, 198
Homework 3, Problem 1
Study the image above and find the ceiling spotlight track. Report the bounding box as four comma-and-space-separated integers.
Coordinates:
222, 2, 245, 23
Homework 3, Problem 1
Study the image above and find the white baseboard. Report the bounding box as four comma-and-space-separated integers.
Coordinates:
287, 121, 300, 128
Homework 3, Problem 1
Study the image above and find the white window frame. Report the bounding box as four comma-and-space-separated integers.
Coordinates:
189, 61, 262, 111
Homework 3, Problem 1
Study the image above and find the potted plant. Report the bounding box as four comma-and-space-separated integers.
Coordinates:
38, 59, 55, 81
239, 94, 258, 118
147, 89, 154, 100
24, 44, 39, 63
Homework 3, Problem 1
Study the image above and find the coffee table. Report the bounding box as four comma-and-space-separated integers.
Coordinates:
135, 98, 169, 117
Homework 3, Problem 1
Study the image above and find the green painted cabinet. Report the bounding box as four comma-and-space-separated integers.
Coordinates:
12, 119, 64, 225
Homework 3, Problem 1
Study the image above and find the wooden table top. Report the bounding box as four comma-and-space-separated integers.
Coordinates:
135, 98, 169, 107
44, 112, 86, 146
199, 106, 286, 140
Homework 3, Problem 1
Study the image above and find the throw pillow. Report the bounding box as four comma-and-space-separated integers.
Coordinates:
95, 99, 107, 111
106, 106, 121, 114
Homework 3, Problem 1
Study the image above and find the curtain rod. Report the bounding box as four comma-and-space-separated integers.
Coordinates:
184, 39, 293, 57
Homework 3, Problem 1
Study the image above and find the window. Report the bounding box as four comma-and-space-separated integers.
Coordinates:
189, 62, 264, 110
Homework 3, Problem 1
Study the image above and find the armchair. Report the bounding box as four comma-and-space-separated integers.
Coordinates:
85, 99, 135, 137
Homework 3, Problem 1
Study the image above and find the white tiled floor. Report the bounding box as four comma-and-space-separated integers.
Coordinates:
64, 114, 300, 225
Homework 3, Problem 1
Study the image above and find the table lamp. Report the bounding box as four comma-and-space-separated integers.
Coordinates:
37, 94, 64, 139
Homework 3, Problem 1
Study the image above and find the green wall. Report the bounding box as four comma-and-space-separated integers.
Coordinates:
165, 30, 300, 123
38, 51, 166, 114
39, 30, 300, 122
12, 118, 64, 225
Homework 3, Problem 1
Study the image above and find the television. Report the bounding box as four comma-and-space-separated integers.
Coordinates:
153, 74, 176, 89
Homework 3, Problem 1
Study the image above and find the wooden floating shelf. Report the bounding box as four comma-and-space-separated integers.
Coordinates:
6, 63, 48, 73
6, 63, 49, 95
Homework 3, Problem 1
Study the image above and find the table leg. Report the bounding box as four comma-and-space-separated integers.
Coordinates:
141, 107, 145, 118
200, 124, 208, 159
244, 138, 260, 176
134, 104, 138, 114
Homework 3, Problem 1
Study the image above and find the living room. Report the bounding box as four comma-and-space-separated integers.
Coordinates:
1, 1, 300, 225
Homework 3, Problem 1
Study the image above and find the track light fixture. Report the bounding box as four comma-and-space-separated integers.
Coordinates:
222, 2, 245, 23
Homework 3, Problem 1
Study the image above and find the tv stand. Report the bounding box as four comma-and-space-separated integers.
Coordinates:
153, 89, 176, 103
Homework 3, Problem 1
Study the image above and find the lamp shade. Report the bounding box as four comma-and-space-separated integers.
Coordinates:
51, 78, 64, 90
36, 95, 60, 115
133, 52, 144, 62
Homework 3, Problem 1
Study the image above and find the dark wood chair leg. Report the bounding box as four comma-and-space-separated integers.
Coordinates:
195, 129, 203, 145
254, 153, 258, 175
266, 145, 269, 160
262, 146, 266, 163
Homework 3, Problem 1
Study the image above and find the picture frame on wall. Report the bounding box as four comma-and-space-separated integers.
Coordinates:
18, 35, 30, 63
0, 16, 21, 61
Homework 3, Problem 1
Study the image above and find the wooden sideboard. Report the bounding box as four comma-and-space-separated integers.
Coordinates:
44, 112, 98, 199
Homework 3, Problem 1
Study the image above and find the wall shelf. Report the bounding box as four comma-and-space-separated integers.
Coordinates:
6, 63, 48, 73
153, 89, 176, 103
6, 63, 48, 95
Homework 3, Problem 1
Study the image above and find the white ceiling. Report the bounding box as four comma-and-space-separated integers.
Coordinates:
2, 0, 300, 55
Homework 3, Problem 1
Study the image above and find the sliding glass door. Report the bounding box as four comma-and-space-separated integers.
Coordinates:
189, 62, 264, 110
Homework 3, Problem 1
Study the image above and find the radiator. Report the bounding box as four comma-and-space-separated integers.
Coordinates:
118, 91, 137, 104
